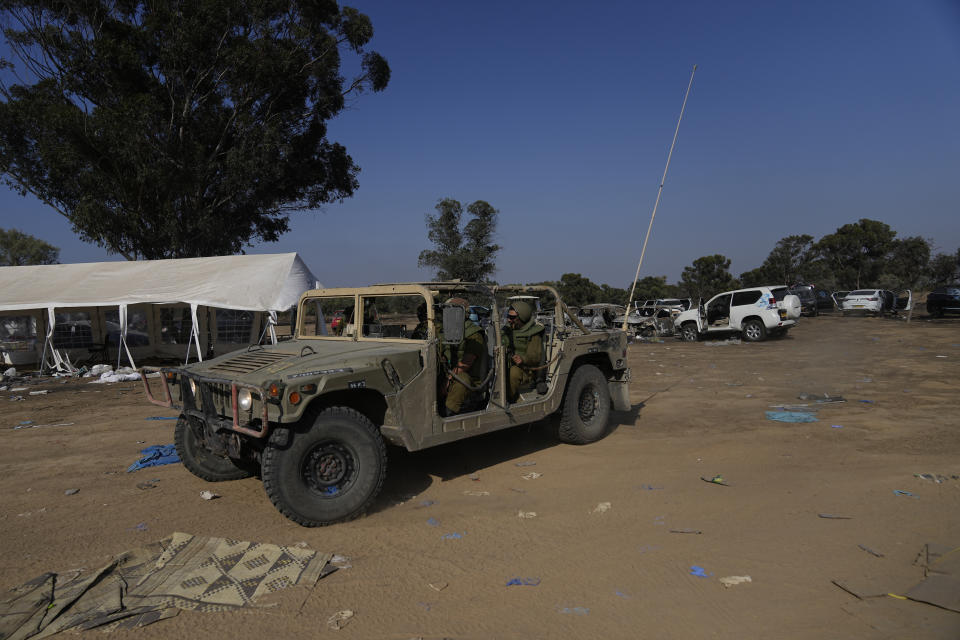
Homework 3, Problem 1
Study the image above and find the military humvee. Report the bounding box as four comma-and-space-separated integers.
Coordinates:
140, 283, 631, 527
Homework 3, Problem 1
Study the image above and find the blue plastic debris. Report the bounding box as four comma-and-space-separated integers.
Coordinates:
126, 444, 180, 472
858, 400, 874, 404
506, 577, 541, 586
441, 531, 465, 540
689, 565, 711, 578
831, 425, 843, 429
893, 490, 917, 498
639, 484, 664, 490
558, 607, 589, 615
615, 590, 631, 599
145, 416, 178, 420
426, 517, 439, 527
765, 411, 818, 423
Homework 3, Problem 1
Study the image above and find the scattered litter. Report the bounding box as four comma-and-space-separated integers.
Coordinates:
64, 489, 79, 496
798, 392, 845, 403
670, 529, 702, 534
145, 416, 178, 421
914, 473, 954, 483
506, 577, 541, 586
521, 472, 542, 480
614, 589, 631, 598
133, 522, 148, 532
463, 490, 489, 496
518, 511, 537, 519
136, 482, 157, 490
331, 555, 352, 569
719, 575, 752, 588
199, 490, 220, 500
858, 399, 874, 404
769, 404, 818, 413
831, 424, 843, 429
705, 338, 740, 346
10, 387, 27, 392
327, 610, 354, 631
701, 475, 729, 486
592, 502, 611, 514
441, 532, 465, 540
858, 544, 884, 558
818, 513, 853, 519
558, 606, 589, 615
745, 394, 753, 398
765, 410, 818, 423
12, 421, 75, 430
426, 517, 439, 527
515, 460, 537, 467
893, 490, 917, 498
428, 582, 447, 592
689, 565, 711, 578
28, 390, 48, 395
638, 484, 664, 490
126, 444, 180, 472
935, 355, 948, 358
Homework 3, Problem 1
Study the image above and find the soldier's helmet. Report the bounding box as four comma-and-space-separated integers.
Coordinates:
509, 300, 533, 323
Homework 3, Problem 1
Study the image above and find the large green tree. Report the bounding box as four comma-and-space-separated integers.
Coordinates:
0, 227, 58, 265
418, 198, 500, 282
878, 236, 931, 289
0, 0, 389, 260
679, 254, 738, 300
928, 249, 960, 285
815, 219, 896, 289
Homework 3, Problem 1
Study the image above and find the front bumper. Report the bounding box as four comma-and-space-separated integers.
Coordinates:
139, 367, 275, 438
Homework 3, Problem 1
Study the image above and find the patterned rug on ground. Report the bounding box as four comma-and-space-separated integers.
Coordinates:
0, 532, 334, 639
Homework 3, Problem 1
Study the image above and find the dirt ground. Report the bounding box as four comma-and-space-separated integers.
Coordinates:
2, 314, 959, 639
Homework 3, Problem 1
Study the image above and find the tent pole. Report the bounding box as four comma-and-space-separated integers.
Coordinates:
623, 64, 697, 333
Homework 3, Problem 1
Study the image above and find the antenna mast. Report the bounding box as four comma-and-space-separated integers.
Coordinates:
622, 64, 697, 332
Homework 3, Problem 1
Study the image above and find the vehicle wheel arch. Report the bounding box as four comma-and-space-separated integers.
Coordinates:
304, 389, 389, 429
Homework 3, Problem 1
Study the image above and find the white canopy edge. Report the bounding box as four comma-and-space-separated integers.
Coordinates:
0, 253, 320, 312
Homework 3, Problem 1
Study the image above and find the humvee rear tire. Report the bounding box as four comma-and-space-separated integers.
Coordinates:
261, 407, 387, 527
174, 415, 255, 482
557, 365, 611, 444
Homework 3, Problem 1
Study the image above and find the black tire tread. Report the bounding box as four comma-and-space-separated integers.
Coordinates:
261, 406, 387, 527
174, 415, 253, 482
557, 365, 611, 445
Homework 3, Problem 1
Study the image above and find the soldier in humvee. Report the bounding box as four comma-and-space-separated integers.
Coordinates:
501, 300, 545, 402
439, 298, 486, 415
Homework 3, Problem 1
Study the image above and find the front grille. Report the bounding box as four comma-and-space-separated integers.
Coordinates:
207, 351, 292, 375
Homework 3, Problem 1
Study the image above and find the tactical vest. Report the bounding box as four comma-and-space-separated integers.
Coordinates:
503, 316, 544, 361
441, 320, 483, 367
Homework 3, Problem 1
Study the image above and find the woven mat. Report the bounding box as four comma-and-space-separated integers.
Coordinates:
0, 533, 333, 638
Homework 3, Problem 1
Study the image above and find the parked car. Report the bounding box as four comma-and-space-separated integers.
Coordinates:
787, 284, 834, 316
832, 291, 850, 308
840, 289, 912, 316
579, 303, 625, 330
675, 286, 801, 342
924, 286, 960, 317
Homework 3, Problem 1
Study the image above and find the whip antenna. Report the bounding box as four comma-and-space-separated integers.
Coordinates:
622, 64, 697, 333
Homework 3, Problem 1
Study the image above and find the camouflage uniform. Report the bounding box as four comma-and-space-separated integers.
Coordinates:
501, 301, 544, 402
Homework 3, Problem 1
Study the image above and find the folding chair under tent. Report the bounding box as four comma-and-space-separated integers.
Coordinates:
0, 253, 320, 372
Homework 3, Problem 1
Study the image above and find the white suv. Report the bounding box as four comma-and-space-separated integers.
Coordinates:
675, 286, 801, 342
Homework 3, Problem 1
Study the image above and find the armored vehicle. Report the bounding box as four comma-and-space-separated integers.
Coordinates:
141, 283, 631, 527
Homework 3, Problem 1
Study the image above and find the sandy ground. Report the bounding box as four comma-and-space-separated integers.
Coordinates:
2, 313, 959, 639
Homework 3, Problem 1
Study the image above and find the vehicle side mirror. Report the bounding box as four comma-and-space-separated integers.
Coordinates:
441, 305, 465, 344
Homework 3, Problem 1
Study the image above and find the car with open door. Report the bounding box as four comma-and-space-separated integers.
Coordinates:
675, 286, 801, 342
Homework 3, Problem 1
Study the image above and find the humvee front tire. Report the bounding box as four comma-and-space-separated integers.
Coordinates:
557, 365, 611, 444
262, 407, 387, 527
174, 415, 255, 482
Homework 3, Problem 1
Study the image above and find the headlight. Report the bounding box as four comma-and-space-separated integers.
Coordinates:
188, 378, 197, 397
238, 389, 253, 411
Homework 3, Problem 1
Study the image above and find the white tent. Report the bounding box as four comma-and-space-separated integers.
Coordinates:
0, 253, 319, 371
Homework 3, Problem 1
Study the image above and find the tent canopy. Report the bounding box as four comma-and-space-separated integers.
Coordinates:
0, 253, 320, 312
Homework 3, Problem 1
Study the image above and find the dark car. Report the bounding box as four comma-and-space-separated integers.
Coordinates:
925, 286, 960, 317
787, 285, 833, 317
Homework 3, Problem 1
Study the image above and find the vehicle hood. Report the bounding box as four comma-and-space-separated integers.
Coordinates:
184, 339, 421, 382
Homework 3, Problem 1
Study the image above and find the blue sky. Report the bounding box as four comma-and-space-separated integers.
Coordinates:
1, 0, 958, 288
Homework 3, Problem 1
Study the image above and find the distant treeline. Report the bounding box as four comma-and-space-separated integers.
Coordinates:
535, 219, 959, 307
